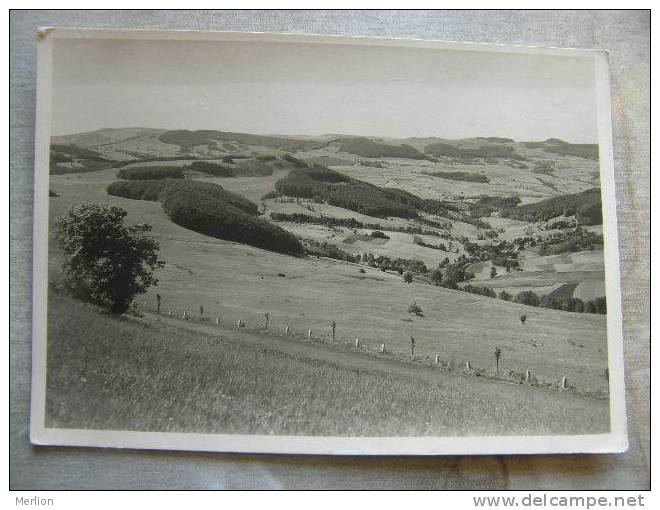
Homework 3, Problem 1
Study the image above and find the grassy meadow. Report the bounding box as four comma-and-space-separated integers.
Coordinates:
46, 290, 608, 436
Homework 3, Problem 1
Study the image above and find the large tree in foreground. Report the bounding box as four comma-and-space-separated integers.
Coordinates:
56, 203, 163, 314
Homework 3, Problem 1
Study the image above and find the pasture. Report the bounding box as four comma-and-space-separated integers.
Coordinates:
45, 289, 609, 436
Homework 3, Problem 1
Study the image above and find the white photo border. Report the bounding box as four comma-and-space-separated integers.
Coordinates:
29, 28, 628, 456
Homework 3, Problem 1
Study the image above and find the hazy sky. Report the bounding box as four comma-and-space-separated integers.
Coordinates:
52, 37, 598, 143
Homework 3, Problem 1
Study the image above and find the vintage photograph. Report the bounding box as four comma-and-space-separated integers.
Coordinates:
30, 29, 626, 455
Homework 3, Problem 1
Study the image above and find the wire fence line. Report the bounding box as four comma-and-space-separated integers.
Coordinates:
131, 296, 607, 399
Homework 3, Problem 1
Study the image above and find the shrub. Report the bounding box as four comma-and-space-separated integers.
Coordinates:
403, 272, 413, 284
407, 302, 424, 316
117, 166, 184, 180
370, 230, 390, 240
430, 268, 443, 286
55, 203, 163, 314
515, 291, 540, 307
499, 290, 512, 301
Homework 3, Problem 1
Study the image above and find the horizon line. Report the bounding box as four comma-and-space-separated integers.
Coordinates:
51, 126, 599, 146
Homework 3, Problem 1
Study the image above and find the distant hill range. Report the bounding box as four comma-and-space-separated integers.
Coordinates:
51, 127, 599, 174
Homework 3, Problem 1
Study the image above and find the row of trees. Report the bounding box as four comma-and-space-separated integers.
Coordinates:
117, 166, 184, 180
268, 211, 444, 238
274, 165, 420, 219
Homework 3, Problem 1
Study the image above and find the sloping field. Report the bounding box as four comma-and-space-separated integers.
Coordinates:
49, 169, 609, 396
197, 170, 289, 204
46, 290, 608, 436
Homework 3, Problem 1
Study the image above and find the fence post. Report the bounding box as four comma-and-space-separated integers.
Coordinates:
168, 310, 172, 316
355, 338, 360, 348
182, 311, 187, 320
216, 316, 220, 325
285, 325, 290, 334
435, 354, 440, 365
380, 343, 385, 353
465, 361, 471, 371
237, 319, 243, 327
525, 370, 532, 383
560, 376, 568, 390
308, 329, 312, 338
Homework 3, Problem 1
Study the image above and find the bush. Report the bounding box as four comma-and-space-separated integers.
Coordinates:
430, 268, 443, 286
117, 166, 184, 180
370, 230, 390, 240
499, 290, 512, 301
515, 290, 541, 307
407, 302, 424, 316
55, 203, 163, 314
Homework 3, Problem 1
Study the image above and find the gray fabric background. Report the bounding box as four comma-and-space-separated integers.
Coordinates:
9, 10, 650, 490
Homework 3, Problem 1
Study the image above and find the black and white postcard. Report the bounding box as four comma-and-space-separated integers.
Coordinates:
30, 29, 627, 455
